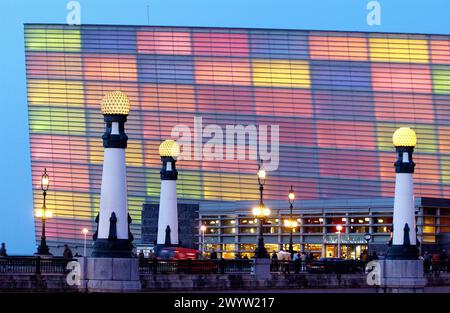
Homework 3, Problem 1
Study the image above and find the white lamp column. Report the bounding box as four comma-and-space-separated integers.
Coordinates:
157, 140, 181, 246
386, 127, 419, 260
92, 91, 134, 258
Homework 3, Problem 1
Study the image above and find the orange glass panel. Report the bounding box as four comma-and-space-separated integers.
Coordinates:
414, 154, 440, 184
26, 52, 83, 79
195, 57, 251, 86
371, 63, 432, 93
140, 84, 195, 112
193, 32, 248, 57
430, 39, 450, 64
137, 31, 192, 55
309, 35, 368, 61
30, 134, 88, 164
374, 93, 434, 123
439, 126, 450, 154
31, 162, 90, 193
84, 81, 139, 109
254, 87, 312, 117
319, 150, 379, 179
196, 85, 254, 115
316, 120, 375, 150
84, 54, 137, 81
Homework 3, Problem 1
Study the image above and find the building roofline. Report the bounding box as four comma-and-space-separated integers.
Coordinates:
23, 23, 450, 37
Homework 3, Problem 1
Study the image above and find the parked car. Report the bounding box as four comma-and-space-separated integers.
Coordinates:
307, 258, 360, 274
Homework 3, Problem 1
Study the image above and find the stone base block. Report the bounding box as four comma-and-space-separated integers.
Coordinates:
78, 257, 141, 293
252, 258, 271, 280
378, 260, 426, 293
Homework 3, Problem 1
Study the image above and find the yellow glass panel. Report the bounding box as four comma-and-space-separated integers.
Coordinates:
28, 79, 84, 106
369, 38, 429, 63
128, 196, 144, 224
432, 66, 450, 94
376, 123, 437, 153
146, 169, 161, 197
34, 190, 93, 219
29, 106, 86, 135
126, 140, 144, 167
88, 138, 103, 164
203, 172, 259, 200
90, 194, 142, 225
442, 156, 450, 184
25, 28, 81, 52
252, 59, 310, 88
177, 171, 202, 199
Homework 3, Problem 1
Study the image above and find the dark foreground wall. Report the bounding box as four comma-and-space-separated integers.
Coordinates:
1, 273, 449, 292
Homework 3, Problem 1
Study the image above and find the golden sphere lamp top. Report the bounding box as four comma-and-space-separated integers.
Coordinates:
159, 140, 180, 158
393, 127, 417, 147
100, 91, 131, 115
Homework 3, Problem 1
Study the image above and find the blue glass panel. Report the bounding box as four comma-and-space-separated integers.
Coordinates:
250, 31, 309, 59
81, 29, 136, 53
137, 55, 194, 84
310, 60, 372, 91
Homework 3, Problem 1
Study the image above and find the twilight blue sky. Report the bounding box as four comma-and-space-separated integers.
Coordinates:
1, 0, 449, 254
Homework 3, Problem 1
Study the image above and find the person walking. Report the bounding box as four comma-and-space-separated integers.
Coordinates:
440, 249, 448, 273
423, 251, 431, 273
270, 250, 278, 271
293, 251, 301, 273
63, 244, 73, 259
300, 252, 307, 272
432, 251, 440, 275
210, 248, 218, 260
0, 243, 7, 257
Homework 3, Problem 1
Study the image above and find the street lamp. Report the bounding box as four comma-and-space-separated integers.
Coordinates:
253, 162, 269, 258
82, 228, 89, 256
284, 186, 296, 256
252, 204, 270, 258
336, 224, 343, 259
200, 225, 207, 256
35, 168, 52, 256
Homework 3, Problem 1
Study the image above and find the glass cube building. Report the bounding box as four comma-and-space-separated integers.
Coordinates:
24, 24, 450, 254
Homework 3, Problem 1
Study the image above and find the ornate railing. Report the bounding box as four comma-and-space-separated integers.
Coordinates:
139, 259, 254, 274
0, 256, 73, 274
270, 260, 368, 274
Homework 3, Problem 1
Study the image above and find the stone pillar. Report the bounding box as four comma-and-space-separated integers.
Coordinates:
252, 258, 271, 280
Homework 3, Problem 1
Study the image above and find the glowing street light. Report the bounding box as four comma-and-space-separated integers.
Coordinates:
35, 168, 52, 256
253, 161, 269, 258
286, 186, 296, 256
82, 228, 89, 256
200, 225, 207, 255
336, 224, 343, 259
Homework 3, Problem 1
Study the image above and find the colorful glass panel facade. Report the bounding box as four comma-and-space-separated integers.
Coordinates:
24, 24, 450, 248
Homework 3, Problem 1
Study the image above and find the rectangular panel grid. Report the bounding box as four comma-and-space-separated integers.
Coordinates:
24, 24, 450, 248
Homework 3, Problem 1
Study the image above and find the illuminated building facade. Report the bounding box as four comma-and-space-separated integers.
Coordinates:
25, 24, 450, 254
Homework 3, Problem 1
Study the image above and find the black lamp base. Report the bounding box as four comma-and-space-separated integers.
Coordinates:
386, 244, 419, 260
254, 238, 269, 258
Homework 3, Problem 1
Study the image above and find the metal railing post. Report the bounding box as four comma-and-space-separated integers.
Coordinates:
35, 256, 41, 275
